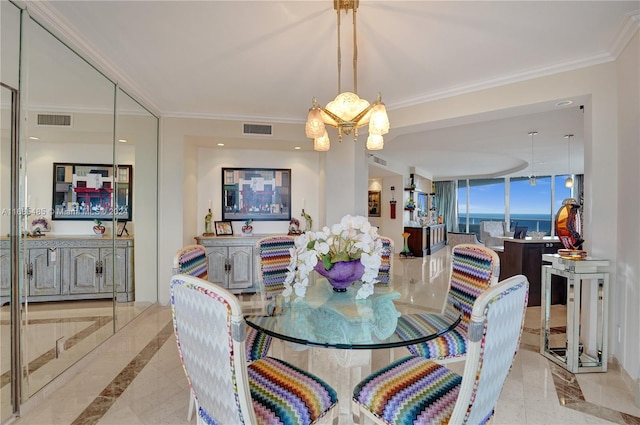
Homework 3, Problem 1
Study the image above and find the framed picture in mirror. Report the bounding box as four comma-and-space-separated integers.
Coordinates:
52, 163, 132, 221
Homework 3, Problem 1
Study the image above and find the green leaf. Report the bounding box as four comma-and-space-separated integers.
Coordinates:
332, 252, 351, 263
322, 255, 333, 270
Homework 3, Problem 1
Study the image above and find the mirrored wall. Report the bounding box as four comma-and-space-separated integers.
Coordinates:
1, 2, 159, 419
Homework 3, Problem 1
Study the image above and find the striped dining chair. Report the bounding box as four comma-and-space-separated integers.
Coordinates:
171, 274, 338, 425
173, 244, 272, 420
404, 243, 500, 363
246, 236, 298, 359
353, 274, 529, 425
172, 244, 208, 279
377, 236, 394, 285
256, 235, 297, 303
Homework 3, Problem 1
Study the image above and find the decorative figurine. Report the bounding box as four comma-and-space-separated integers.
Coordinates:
399, 232, 414, 258
288, 217, 302, 235
203, 208, 214, 236
301, 209, 313, 232
241, 219, 253, 235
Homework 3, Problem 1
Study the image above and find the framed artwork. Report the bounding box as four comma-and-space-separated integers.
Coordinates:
52, 163, 132, 221
222, 167, 291, 221
368, 190, 381, 217
215, 220, 233, 236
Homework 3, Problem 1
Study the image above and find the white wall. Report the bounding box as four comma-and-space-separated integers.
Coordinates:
615, 30, 640, 390
195, 147, 320, 235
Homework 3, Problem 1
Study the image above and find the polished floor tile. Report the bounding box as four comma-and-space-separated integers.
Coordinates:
7, 248, 640, 425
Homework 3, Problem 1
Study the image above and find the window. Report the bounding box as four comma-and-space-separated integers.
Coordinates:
458, 178, 505, 237
456, 175, 574, 237
509, 176, 552, 234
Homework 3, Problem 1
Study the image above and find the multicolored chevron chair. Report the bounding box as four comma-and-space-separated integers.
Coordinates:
172, 244, 271, 420
404, 243, 500, 362
172, 245, 208, 279
377, 236, 394, 285
171, 274, 338, 425
256, 235, 296, 302
353, 274, 529, 425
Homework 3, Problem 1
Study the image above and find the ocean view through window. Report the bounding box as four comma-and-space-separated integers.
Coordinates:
457, 175, 574, 238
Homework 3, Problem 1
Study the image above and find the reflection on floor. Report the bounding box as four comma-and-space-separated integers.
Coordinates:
7, 248, 640, 425
0, 300, 149, 421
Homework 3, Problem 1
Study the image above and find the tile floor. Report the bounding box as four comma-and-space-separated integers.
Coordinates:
6, 248, 640, 425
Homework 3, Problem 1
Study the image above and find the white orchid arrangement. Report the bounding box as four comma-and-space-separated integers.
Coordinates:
283, 215, 383, 300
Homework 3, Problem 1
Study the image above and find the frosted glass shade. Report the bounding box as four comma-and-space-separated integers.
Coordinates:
368, 103, 389, 135
314, 131, 330, 152
305, 108, 325, 139
565, 176, 574, 188
366, 134, 384, 150
322, 92, 371, 131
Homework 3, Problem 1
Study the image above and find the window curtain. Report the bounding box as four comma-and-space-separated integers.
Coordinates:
435, 181, 457, 232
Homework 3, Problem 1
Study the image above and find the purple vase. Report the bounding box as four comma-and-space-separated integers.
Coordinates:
314, 260, 365, 292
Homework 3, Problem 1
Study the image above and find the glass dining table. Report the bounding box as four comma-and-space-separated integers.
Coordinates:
245, 276, 461, 424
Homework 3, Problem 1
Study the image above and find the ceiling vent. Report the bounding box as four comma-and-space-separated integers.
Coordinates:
372, 155, 387, 167
37, 113, 72, 127
243, 123, 272, 136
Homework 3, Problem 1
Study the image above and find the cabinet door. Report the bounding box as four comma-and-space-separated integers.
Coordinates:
100, 247, 127, 294
206, 247, 228, 288
228, 246, 252, 289
0, 248, 9, 298
68, 248, 100, 294
28, 248, 61, 296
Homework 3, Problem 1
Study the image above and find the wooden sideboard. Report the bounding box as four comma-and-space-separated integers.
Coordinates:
497, 238, 564, 306
1, 235, 134, 304
403, 224, 446, 256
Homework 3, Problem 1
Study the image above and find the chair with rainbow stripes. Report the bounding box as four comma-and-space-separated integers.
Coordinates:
352, 274, 529, 424
256, 235, 297, 303
376, 236, 394, 285
404, 243, 500, 362
173, 244, 274, 420
171, 274, 338, 425
172, 244, 208, 279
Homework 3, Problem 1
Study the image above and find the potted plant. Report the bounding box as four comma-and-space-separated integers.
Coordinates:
93, 219, 106, 235
283, 215, 383, 299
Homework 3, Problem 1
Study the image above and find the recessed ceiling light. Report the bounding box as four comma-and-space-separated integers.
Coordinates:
29, 136, 39, 140
118, 139, 127, 143
294, 146, 301, 150
217, 143, 225, 146
556, 100, 573, 107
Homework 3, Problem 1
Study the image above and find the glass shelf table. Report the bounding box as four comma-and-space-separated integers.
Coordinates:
540, 253, 609, 373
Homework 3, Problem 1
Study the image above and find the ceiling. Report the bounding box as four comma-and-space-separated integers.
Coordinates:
28, 1, 639, 180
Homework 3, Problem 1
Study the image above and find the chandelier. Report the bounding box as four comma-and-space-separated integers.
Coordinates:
564, 134, 574, 188
305, 0, 389, 152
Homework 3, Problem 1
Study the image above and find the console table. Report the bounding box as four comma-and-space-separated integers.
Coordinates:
540, 254, 609, 373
